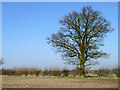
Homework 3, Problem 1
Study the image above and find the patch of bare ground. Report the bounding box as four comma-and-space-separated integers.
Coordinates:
2, 76, 118, 88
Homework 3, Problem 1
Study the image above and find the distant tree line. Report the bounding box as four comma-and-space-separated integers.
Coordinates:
2, 67, 119, 78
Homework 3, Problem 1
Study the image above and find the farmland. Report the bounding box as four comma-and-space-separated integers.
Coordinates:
2, 76, 118, 88
2, 67, 119, 88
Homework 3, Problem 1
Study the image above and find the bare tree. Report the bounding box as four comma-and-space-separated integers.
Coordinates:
47, 6, 113, 77
0, 58, 4, 66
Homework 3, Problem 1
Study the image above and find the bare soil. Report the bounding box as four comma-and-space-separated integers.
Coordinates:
2, 76, 118, 88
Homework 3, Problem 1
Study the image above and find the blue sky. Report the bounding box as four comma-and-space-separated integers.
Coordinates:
2, 2, 118, 70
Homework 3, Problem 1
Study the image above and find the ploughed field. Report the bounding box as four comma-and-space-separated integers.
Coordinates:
2, 76, 118, 88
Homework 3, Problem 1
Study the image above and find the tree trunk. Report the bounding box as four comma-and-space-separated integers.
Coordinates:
79, 51, 85, 77
80, 61, 85, 77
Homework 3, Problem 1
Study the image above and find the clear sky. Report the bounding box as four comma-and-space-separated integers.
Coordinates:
2, 2, 118, 70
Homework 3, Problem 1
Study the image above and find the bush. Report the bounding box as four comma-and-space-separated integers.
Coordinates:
42, 67, 62, 77
28, 67, 41, 76
62, 69, 70, 77
15, 68, 29, 77
34, 70, 42, 77
69, 70, 78, 76
111, 68, 119, 77
15, 70, 23, 76
94, 69, 110, 77
49, 67, 61, 77
2, 68, 16, 76
75, 67, 80, 75
52, 70, 61, 77
43, 69, 49, 76
69, 67, 88, 77
2, 67, 43, 77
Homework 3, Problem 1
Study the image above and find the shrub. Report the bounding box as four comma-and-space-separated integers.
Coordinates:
111, 68, 119, 77
43, 69, 49, 76
42, 67, 62, 77
2, 68, 16, 76
69, 70, 77, 76
75, 67, 80, 75
62, 69, 70, 77
33, 69, 42, 77
15, 70, 23, 76
49, 67, 61, 77
52, 70, 61, 77
28, 68, 39, 76
35, 70, 40, 77
94, 68, 110, 77
15, 68, 29, 77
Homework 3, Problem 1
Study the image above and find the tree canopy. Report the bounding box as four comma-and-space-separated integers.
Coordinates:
47, 6, 113, 76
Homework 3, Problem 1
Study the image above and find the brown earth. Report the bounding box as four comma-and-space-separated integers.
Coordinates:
2, 76, 118, 88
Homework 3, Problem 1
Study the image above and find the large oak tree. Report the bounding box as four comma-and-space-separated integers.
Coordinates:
47, 6, 113, 76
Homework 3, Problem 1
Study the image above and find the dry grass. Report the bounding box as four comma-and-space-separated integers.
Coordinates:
2, 76, 118, 88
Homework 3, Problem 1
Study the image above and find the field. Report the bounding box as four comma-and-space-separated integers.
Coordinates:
2, 76, 118, 88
